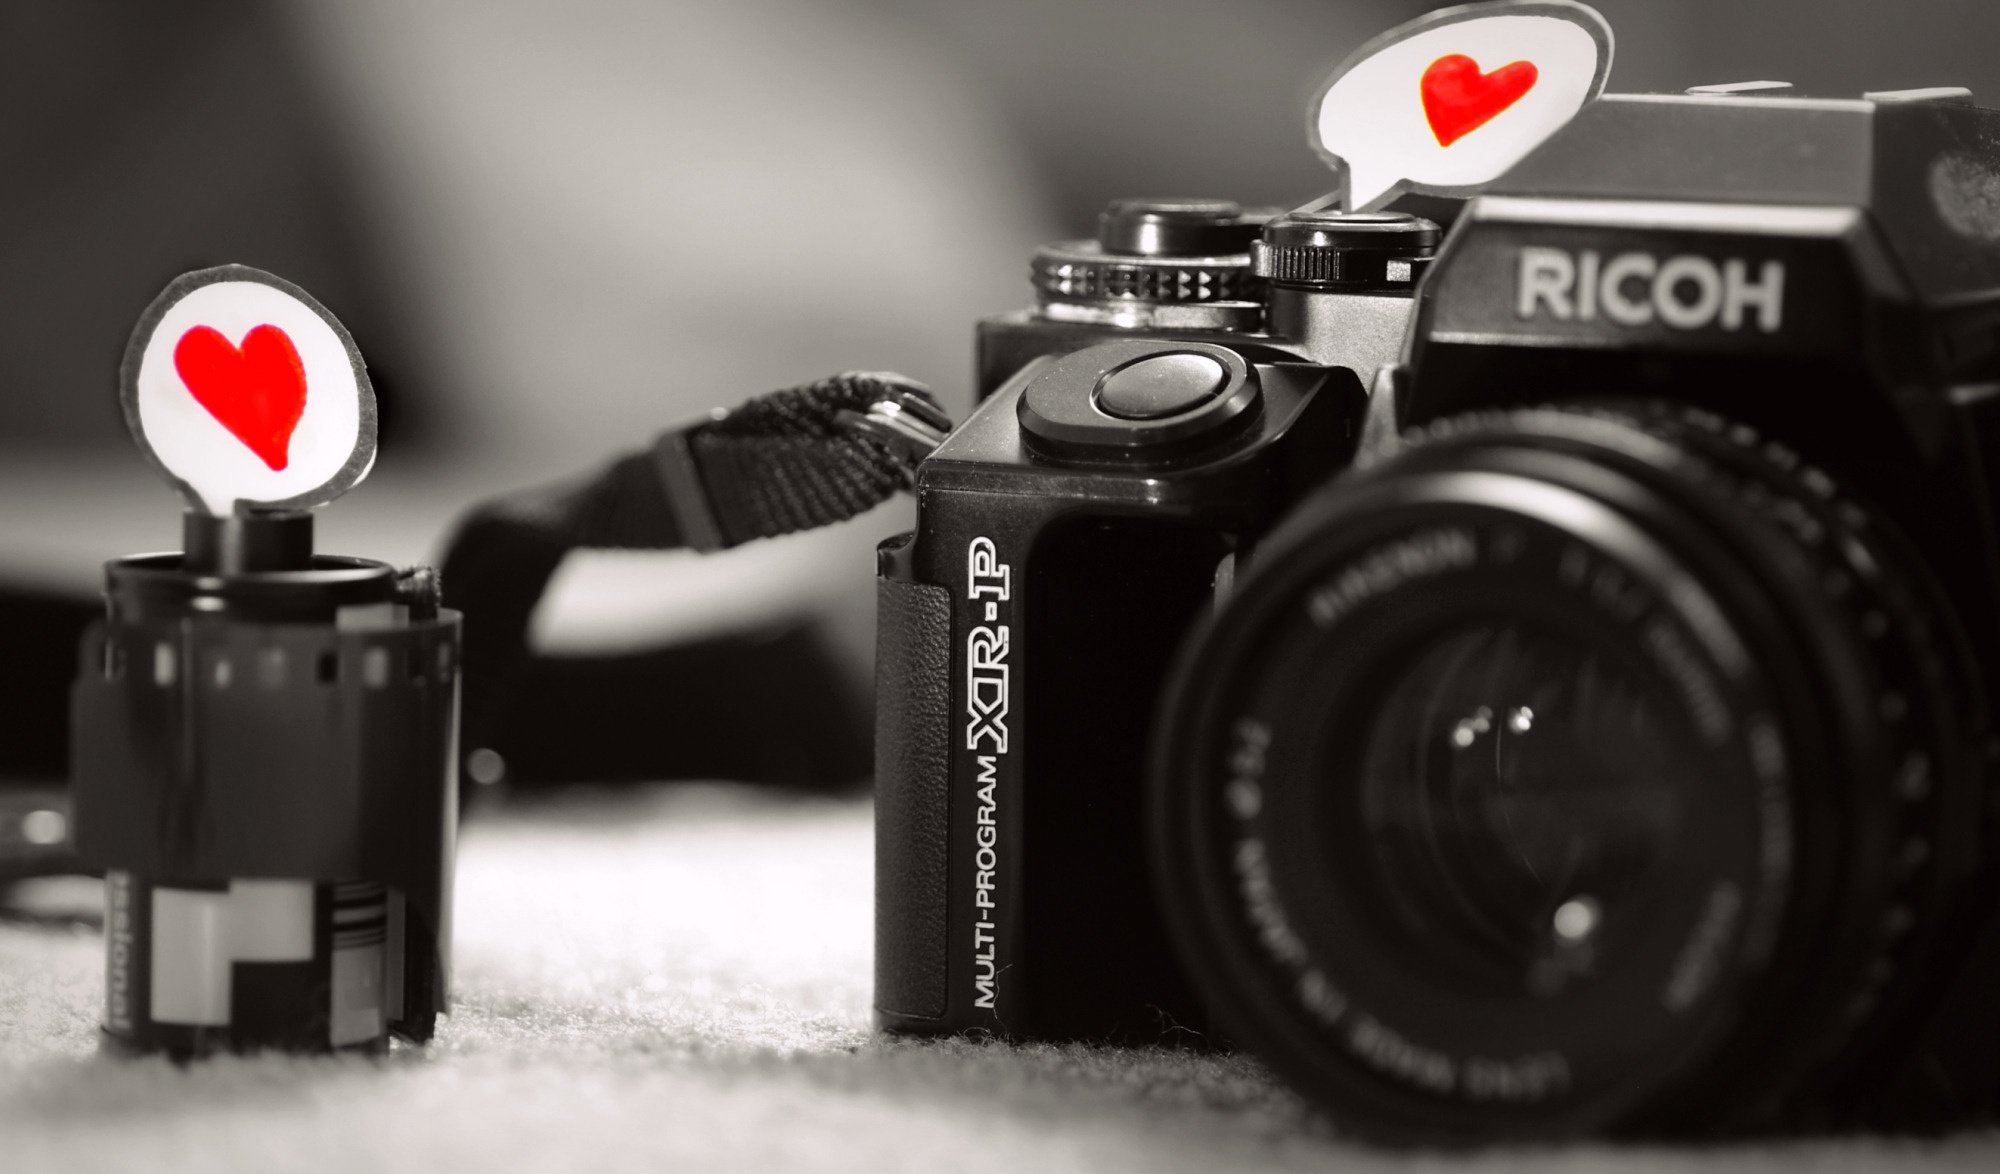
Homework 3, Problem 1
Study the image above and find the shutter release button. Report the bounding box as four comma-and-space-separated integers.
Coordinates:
1094, 353, 1229, 420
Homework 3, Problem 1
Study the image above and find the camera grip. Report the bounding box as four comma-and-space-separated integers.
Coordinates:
872, 575, 953, 1021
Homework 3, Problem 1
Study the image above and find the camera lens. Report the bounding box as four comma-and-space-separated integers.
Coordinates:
1150, 405, 1978, 1141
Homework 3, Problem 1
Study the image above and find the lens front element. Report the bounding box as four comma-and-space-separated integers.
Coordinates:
1353, 619, 1698, 1000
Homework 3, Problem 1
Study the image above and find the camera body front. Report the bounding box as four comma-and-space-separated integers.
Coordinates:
872, 202, 1439, 1040
872, 345, 1354, 1040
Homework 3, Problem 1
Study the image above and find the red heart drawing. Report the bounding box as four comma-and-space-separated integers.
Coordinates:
173, 324, 307, 471
1420, 53, 1539, 147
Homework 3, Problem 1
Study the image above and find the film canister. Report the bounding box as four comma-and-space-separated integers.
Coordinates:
71, 266, 461, 1055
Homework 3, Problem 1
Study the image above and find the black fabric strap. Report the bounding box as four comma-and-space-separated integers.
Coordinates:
686, 371, 944, 546
437, 371, 949, 780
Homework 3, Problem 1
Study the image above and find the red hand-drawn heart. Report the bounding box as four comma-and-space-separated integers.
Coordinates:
173, 324, 307, 471
1420, 53, 1539, 147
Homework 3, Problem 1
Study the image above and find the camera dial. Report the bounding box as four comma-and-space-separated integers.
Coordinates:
1255, 210, 1440, 289
1031, 199, 1275, 331
1257, 210, 1440, 377
1098, 199, 1269, 257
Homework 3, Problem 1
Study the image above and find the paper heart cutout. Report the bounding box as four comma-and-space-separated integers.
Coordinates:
1420, 53, 1539, 147
173, 324, 307, 471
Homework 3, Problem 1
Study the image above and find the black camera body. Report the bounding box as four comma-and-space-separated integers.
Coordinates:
872, 203, 1439, 1039
879, 84, 2000, 1140
871, 344, 1361, 1040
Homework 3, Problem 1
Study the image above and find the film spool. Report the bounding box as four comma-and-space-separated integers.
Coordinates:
75, 516, 460, 1056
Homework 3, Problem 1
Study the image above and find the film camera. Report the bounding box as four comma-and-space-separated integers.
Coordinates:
873, 87, 2000, 1140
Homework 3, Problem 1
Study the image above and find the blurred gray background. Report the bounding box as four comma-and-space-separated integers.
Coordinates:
2, 0, 1997, 666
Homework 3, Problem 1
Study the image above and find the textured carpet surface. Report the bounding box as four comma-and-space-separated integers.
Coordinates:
4, 785, 1998, 1173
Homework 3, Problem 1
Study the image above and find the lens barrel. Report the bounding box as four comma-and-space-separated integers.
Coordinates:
1150, 404, 1979, 1141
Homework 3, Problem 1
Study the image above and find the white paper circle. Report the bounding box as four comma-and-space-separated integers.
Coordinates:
123, 267, 376, 515
1311, 0, 1613, 210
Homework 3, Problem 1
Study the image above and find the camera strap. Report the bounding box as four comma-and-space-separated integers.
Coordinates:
437, 372, 953, 784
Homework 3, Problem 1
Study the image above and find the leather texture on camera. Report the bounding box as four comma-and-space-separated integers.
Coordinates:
873, 577, 953, 1020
